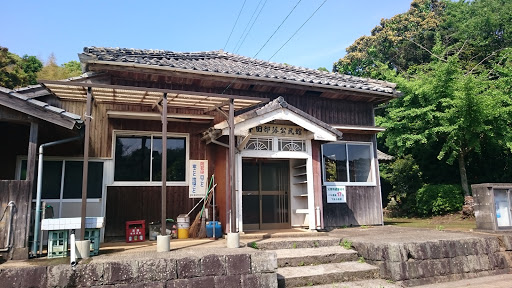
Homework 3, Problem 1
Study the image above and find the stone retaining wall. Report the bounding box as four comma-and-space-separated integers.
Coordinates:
0, 252, 278, 288
352, 236, 511, 287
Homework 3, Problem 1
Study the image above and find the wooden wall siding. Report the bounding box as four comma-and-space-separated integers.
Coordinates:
312, 141, 323, 228
213, 146, 228, 233
106, 186, 192, 238
322, 186, 383, 227
341, 133, 373, 142
0, 180, 32, 260
280, 95, 374, 126
57, 101, 214, 158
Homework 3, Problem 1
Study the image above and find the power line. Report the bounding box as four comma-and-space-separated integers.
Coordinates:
234, 0, 268, 54
221, 0, 303, 95
252, 0, 302, 59
223, 0, 248, 51
269, 0, 328, 61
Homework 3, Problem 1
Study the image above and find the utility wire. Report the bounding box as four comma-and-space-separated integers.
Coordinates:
234, 0, 268, 54
252, 0, 302, 58
223, 0, 248, 51
269, 0, 328, 61
221, 0, 303, 95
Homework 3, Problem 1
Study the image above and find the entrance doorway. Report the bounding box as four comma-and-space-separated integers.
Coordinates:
242, 159, 290, 230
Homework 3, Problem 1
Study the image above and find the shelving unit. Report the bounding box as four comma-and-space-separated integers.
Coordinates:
290, 159, 309, 227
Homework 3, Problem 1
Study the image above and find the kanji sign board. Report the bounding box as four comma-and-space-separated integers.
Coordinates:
189, 160, 208, 198
326, 185, 346, 203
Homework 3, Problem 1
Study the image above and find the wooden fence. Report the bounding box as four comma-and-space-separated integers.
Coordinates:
0, 180, 32, 260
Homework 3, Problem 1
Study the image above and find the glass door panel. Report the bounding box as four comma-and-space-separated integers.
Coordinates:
242, 159, 290, 230
495, 189, 512, 227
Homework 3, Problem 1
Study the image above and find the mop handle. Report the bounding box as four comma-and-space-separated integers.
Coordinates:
186, 183, 217, 217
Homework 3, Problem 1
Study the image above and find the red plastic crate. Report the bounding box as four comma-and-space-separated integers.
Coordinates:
126, 220, 145, 243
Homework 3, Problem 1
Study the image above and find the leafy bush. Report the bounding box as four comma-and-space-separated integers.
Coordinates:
416, 184, 464, 216
382, 155, 423, 216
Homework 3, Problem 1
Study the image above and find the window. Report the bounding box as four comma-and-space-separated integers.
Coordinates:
20, 159, 104, 199
278, 139, 306, 152
321, 142, 374, 185
245, 138, 273, 151
114, 133, 187, 183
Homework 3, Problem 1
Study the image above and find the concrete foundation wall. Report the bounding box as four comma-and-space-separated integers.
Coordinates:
0, 252, 278, 288
352, 236, 511, 287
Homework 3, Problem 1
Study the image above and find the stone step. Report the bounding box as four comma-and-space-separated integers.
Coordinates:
277, 261, 380, 288
272, 246, 358, 267
247, 237, 341, 250
295, 279, 401, 288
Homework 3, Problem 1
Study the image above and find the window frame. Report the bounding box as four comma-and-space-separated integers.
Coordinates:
321, 141, 376, 186
15, 156, 106, 202
111, 130, 189, 187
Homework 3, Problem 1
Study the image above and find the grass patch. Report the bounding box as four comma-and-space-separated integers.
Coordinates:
341, 239, 352, 250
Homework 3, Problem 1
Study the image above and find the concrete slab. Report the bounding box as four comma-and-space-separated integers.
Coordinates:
329, 226, 488, 244
272, 246, 358, 267
241, 228, 328, 239
247, 236, 341, 250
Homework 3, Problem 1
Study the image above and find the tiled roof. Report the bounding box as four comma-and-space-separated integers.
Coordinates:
80, 47, 397, 96
0, 86, 83, 129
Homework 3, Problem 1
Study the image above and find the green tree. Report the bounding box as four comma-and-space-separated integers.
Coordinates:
37, 54, 82, 80
0, 47, 43, 88
381, 155, 423, 215
378, 49, 512, 196
334, 0, 444, 76
317, 67, 329, 72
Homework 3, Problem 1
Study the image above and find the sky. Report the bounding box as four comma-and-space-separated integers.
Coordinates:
1, 0, 413, 70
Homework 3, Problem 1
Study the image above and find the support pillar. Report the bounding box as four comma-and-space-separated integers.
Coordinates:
227, 98, 239, 248
80, 87, 92, 240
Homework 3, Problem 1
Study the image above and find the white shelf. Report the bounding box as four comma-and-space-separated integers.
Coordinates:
294, 164, 307, 169
296, 209, 309, 214
294, 181, 307, 185
293, 194, 308, 197
293, 173, 307, 177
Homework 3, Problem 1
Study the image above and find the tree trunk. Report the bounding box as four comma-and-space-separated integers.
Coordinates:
458, 151, 470, 196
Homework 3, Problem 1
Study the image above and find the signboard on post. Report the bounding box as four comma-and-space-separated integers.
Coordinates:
326, 185, 346, 203
189, 160, 208, 198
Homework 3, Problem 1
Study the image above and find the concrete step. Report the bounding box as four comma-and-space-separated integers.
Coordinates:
241, 230, 329, 240
247, 237, 341, 250
277, 261, 380, 288
295, 279, 401, 288
272, 246, 358, 267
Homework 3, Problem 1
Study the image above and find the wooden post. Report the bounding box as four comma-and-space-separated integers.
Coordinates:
26, 121, 38, 181
80, 87, 93, 240
161, 93, 167, 235
25, 121, 38, 248
229, 99, 236, 233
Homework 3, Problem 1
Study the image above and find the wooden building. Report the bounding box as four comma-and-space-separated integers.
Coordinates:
5, 47, 398, 245
0, 86, 82, 259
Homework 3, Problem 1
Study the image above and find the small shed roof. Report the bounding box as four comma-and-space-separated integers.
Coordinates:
207, 96, 343, 142
0, 86, 82, 130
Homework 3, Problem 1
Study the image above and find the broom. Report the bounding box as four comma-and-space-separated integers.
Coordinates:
189, 176, 214, 238
198, 176, 215, 238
